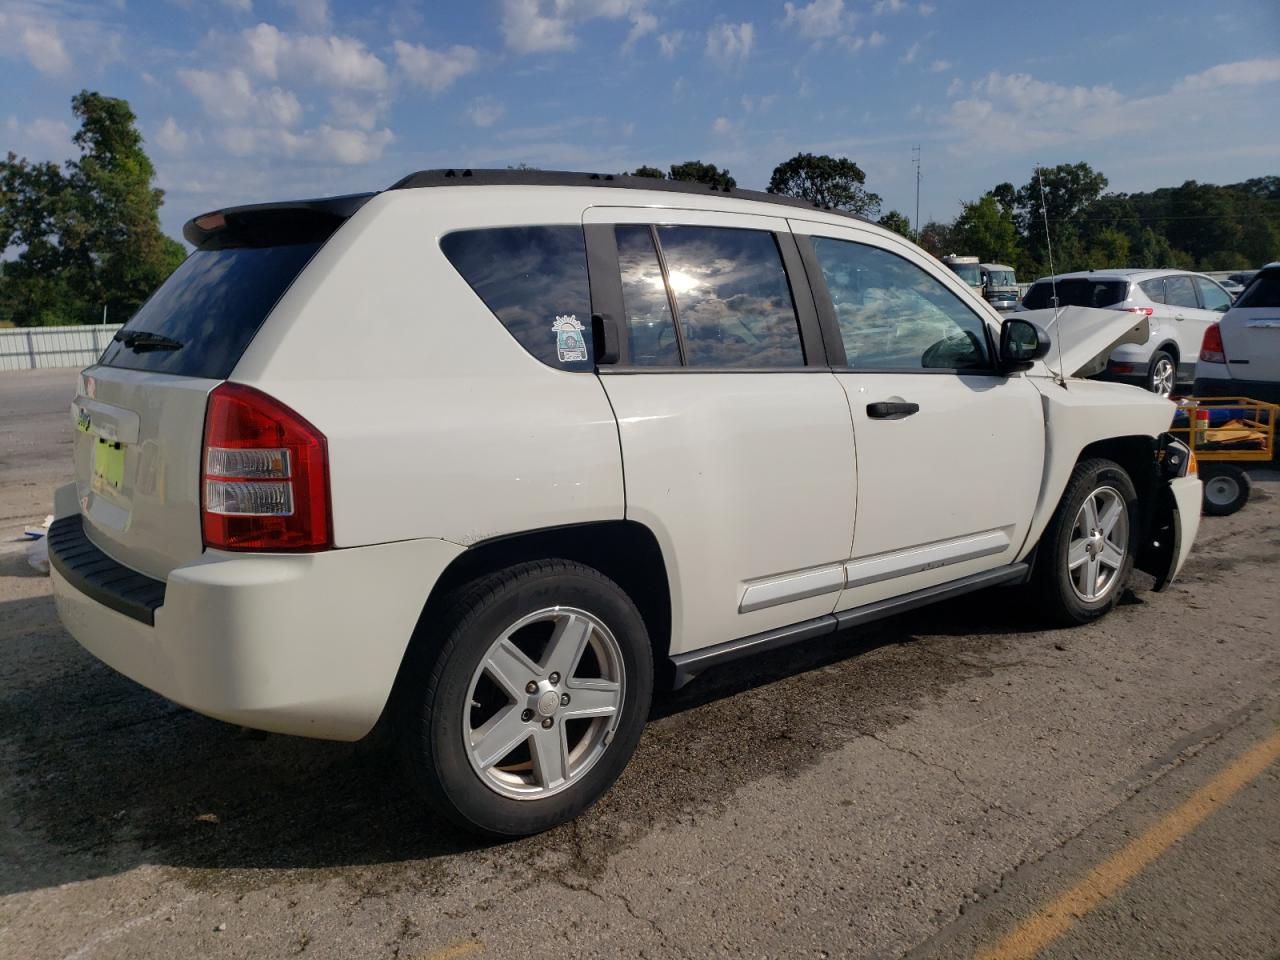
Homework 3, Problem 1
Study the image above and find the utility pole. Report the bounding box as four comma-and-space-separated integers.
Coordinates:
912, 145, 921, 237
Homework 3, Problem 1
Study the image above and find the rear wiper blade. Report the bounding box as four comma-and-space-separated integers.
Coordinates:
112, 329, 184, 352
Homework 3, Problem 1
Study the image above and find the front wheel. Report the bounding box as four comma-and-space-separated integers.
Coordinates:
1032, 458, 1139, 626
397, 560, 653, 837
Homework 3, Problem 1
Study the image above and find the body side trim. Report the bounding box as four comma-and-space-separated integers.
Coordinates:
844, 528, 1012, 588
738, 563, 846, 613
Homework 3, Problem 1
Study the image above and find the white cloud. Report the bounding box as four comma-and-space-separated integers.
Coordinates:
220, 0, 253, 11
868, 30, 886, 46
5, 115, 72, 157
783, 0, 851, 40
1172, 57, 1280, 94
929, 59, 951, 73
918, 2, 935, 14
946, 76, 963, 97
900, 40, 920, 63
467, 96, 506, 128
328, 95, 384, 131
841, 34, 865, 52
178, 68, 303, 126
658, 31, 682, 58
711, 116, 738, 135
242, 25, 389, 91
623, 11, 657, 52
153, 117, 199, 156
705, 22, 754, 71
873, 0, 906, 13
394, 40, 479, 94
283, 0, 329, 31
315, 125, 393, 164
216, 123, 393, 165
0, 15, 71, 75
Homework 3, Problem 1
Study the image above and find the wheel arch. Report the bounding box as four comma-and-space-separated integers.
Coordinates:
1154, 340, 1180, 366
391, 520, 675, 702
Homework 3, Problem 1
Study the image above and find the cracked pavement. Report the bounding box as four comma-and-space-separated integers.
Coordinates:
2, 369, 1278, 959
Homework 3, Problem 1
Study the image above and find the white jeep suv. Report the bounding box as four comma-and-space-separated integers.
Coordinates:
1019, 269, 1233, 396
50, 171, 1201, 837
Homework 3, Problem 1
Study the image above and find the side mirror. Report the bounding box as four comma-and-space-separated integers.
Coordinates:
999, 317, 1050, 373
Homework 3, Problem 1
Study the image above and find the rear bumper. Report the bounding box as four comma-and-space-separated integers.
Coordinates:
51, 494, 464, 740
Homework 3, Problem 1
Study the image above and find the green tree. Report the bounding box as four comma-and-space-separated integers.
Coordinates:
916, 220, 955, 260
766, 152, 881, 217
629, 165, 666, 179
667, 160, 736, 190
0, 90, 185, 326
876, 209, 914, 239
1013, 161, 1109, 267
951, 195, 1020, 265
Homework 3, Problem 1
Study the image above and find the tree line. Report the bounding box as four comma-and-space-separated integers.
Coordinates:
3, 90, 1275, 327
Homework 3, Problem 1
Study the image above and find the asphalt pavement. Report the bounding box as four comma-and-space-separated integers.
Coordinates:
1, 369, 1277, 960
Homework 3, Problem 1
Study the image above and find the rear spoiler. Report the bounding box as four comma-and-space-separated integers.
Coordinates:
183, 193, 375, 250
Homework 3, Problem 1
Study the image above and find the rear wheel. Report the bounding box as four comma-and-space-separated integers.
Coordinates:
397, 560, 653, 837
1147, 350, 1177, 397
1200, 464, 1251, 516
1032, 458, 1138, 626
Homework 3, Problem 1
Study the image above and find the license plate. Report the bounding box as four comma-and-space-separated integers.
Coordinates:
92, 438, 125, 493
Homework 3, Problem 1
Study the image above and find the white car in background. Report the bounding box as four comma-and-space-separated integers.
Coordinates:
1019, 269, 1233, 396
1194, 262, 1280, 404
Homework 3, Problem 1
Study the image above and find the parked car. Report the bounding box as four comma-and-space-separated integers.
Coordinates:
1219, 278, 1245, 299
48, 171, 1201, 838
1194, 262, 1280, 404
1019, 269, 1233, 396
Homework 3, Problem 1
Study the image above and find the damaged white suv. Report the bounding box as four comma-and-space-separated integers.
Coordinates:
50, 170, 1201, 837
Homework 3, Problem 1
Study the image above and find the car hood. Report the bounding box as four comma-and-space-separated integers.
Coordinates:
1012, 306, 1150, 379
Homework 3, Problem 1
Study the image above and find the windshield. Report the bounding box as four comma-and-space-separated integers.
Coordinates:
948, 263, 981, 285
1021, 278, 1129, 310
986, 270, 1016, 286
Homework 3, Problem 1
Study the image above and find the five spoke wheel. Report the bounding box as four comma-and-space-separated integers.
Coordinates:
1067, 485, 1128, 602
465, 608, 625, 800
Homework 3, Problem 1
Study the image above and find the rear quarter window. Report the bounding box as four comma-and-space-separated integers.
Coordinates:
1236, 270, 1280, 308
1021, 278, 1128, 310
440, 226, 594, 370
98, 242, 322, 379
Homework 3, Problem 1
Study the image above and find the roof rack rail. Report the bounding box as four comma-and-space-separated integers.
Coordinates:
387, 168, 869, 222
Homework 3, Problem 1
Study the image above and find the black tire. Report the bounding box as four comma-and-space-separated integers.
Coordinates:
1200, 464, 1251, 516
396, 560, 653, 838
1146, 349, 1177, 397
1031, 458, 1139, 626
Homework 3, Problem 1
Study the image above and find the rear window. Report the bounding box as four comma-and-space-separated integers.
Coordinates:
1235, 269, 1280, 308
1021, 278, 1128, 310
441, 226, 594, 370
98, 242, 322, 379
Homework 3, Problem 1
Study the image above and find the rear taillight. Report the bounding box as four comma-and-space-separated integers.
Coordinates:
1200, 322, 1226, 363
201, 383, 331, 551
1124, 306, 1154, 316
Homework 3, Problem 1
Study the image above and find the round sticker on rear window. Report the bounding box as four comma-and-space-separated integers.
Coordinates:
553, 315, 588, 362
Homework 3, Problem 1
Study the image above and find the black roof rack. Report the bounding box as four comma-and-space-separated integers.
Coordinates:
387, 168, 869, 222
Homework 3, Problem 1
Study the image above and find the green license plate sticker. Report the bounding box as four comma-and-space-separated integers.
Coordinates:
92, 439, 125, 493
75, 407, 91, 433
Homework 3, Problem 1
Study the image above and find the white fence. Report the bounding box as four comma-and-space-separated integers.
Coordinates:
0, 324, 123, 372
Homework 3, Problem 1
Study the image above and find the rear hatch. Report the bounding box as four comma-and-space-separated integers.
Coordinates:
1220, 265, 1280, 383
72, 195, 368, 579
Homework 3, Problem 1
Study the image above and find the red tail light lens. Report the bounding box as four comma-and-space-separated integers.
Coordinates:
201, 383, 331, 551
1124, 306, 1154, 316
1200, 322, 1226, 363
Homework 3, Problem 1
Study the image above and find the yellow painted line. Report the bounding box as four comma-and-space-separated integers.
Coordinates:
977, 727, 1280, 960
421, 940, 483, 960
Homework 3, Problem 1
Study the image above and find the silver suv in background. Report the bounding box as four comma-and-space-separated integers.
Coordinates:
1019, 269, 1233, 396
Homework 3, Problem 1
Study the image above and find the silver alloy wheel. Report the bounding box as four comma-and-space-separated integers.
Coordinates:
1067, 485, 1129, 602
1204, 474, 1240, 508
1149, 357, 1175, 397
464, 607, 625, 800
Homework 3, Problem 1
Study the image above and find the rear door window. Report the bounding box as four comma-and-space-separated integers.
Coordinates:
441, 226, 594, 370
98, 243, 322, 379
615, 225, 680, 366
654, 225, 805, 368
1164, 275, 1199, 309
1235, 270, 1280, 307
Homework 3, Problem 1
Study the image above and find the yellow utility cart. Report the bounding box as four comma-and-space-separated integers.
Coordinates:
1170, 396, 1277, 516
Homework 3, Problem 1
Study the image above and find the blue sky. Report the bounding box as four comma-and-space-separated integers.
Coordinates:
3, 0, 1279, 242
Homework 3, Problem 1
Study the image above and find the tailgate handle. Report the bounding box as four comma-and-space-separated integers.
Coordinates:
867, 400, 919, 420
